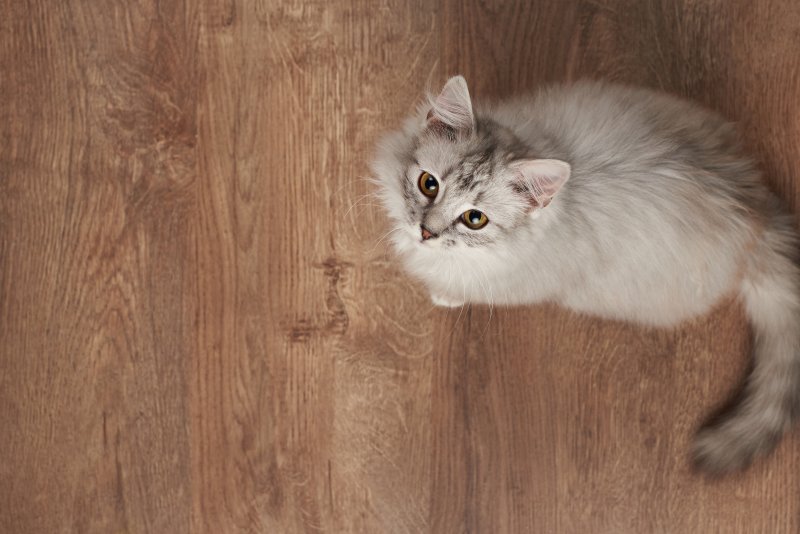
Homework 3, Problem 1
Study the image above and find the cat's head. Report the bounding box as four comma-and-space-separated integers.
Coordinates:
371, 76, 570, 263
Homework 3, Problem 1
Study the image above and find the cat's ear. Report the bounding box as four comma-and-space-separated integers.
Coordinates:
426, 75, 474, 135
510, 159, 570, 210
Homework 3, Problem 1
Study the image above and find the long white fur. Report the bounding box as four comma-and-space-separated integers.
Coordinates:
371, 76, 800, 474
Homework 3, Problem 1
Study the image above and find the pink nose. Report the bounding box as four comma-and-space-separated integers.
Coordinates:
421, 225, 435, 240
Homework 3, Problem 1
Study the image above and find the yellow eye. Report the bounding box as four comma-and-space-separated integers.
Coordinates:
461, 209, 488, 229
418, 171, 439, 198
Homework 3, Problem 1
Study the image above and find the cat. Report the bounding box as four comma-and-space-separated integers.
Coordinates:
371, 75, 800, 474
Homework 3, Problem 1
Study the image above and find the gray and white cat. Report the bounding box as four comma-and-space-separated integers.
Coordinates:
371, 76, 800, 474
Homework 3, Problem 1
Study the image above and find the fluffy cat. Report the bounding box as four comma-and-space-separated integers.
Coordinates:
371, 76, 800, 474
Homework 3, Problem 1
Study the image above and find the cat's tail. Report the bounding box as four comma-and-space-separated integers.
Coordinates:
692, 211, 800, 474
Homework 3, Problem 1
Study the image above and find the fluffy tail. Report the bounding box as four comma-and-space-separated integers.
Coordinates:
692, 213, 800, 474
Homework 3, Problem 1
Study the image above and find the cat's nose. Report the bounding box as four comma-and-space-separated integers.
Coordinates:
420, 224, 436, 241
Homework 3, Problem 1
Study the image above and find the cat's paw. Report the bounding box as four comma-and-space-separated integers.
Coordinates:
430, 293, 465, 308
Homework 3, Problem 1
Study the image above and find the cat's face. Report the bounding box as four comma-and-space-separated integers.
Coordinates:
393, 127, 533, 252
372, 76, 570, 266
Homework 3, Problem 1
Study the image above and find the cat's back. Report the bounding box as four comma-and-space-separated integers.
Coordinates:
491, 80, 744, 172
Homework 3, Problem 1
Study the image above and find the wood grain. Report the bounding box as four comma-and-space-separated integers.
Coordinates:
1, 1, 799, 532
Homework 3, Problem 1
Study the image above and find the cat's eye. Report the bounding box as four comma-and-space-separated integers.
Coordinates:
461, 209, 488, 229
418, 171, 439, 198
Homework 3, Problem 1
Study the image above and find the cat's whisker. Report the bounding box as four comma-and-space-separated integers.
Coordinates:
343, 192, 379, 221
367, 227, 402, 256
352, 202, 381, 221
473, 262, 495, 338
439, 260, 457, 319
331, 176, 374, 201
451, 269, 469, 333
368, 228, 400, 253
481, 264, 495, 316
442, 258, 468, 333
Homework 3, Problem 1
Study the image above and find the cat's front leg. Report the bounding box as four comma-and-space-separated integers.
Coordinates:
430, 292, 466, 308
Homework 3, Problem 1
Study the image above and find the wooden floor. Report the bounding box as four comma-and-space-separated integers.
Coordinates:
2, 1, 800, 532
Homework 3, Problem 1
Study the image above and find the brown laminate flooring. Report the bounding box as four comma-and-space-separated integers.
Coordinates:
2, 1, 800, 532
